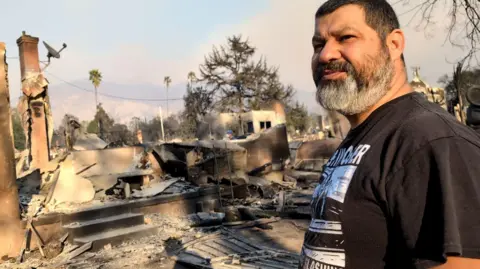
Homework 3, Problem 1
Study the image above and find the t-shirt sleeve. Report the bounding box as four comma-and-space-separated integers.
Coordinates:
385, 136, 480, 268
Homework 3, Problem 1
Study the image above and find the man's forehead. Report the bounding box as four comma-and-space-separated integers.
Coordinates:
314, 5, 367, 34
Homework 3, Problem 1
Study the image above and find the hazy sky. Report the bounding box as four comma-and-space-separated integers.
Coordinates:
1, 0, 471, 123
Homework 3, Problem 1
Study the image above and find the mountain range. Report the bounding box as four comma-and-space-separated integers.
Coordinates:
27, 79, 322, 128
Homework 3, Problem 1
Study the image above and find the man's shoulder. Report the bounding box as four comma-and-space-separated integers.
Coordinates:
393, 98, 480, 146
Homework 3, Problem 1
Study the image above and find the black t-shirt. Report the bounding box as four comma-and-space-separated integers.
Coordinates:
300, 92, 480, 269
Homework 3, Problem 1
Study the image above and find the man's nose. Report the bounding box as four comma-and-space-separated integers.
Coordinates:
318, 41, 341, 63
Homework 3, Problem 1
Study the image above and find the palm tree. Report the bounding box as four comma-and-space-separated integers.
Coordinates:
164, 76, 171, 116
89, 69, 103, 138
89, 69, 102, 111
187, 71, 196, 87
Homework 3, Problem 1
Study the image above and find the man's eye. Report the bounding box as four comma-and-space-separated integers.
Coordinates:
340, 35, 355, 42
313, 44, 324, 52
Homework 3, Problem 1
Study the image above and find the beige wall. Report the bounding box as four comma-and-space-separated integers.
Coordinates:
219, 110, 281, 133
250, 111, 277, 132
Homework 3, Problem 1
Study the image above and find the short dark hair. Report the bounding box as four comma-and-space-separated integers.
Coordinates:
316, 0, 405, 63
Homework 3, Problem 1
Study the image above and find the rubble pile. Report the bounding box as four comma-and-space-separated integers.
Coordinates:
15, 142, 195, 217
1, 212, 307, 269
15, 123, 335, 218
7, 122, 339, 268
171, 228, 300, 268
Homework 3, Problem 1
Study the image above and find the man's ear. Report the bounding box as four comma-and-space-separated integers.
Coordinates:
386, 29, 405, 62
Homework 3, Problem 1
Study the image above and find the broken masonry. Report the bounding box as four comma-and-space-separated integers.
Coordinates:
16, 31, 54, 170
0, 42, 23, 259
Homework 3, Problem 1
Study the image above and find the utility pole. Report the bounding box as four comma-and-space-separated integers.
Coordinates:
158, 106, 165, 142
0, 42, 22, 258
164, 76, 171, 118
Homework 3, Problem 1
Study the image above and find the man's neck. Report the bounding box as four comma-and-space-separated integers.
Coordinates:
346, 79, 413, 128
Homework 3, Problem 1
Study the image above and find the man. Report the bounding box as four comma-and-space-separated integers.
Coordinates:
301, 1, 480, 268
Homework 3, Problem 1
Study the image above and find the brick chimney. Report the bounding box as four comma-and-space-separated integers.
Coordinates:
16, 31, 49, 169
16, 31, 41, 79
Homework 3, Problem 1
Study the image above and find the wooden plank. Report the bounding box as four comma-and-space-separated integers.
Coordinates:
199, 242, 231, 257
51, 241, 92, 268
211, 240, 248, 255
245, 261, 292, 269
230, 217, 281, 229
226, 238, 259, 252
193, 243, 224, 258
16, 228, 30, 263
59, 232, 69, 243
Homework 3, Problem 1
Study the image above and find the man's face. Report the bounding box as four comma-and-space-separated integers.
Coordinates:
312, 5, 395, 115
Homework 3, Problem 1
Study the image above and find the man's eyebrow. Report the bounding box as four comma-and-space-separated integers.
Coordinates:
312, 26, 361, 44
331, 26, 360, 35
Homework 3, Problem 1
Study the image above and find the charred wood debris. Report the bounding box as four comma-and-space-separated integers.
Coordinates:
6, 123, 340, 268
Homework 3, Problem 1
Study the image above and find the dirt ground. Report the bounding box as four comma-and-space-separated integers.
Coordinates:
0, 215, 308, 269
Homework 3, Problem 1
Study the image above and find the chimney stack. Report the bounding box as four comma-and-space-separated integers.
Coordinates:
16, 32, 50, 169
16, 31, 41, 79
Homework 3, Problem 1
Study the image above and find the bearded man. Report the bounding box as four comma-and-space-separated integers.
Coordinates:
300, 1, 480, 269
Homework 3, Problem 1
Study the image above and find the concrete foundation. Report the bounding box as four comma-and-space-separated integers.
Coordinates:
23, 186, 221, 252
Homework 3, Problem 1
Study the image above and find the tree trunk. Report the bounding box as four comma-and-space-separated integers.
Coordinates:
454, 62, 466, 124
0, 42, 23, 258
166, 86, 169, 118
94, 85, 98, 110
238, 95, 244, 135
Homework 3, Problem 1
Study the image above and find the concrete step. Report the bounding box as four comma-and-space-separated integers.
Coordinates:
62, 203, 132, 225
63, 213, 145, 239
58, 186, 221, 226
73, 224, 160, 251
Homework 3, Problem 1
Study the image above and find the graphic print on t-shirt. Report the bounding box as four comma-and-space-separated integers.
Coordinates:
300, 144, 371, 269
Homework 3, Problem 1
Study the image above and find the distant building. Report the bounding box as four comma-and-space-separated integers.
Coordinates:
218, 110, 285, 134
410, 67, 447, 110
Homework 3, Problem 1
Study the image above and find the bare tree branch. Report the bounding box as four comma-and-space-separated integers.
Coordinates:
397, 0, 480, 64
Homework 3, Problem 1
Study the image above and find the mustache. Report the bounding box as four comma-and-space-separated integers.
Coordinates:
314, 61, 355, 86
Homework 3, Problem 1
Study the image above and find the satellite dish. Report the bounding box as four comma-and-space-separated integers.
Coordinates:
466, 86, 480, 106
43, 41, 67, 62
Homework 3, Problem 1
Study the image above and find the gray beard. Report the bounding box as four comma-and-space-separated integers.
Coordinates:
316, 58, 394, 116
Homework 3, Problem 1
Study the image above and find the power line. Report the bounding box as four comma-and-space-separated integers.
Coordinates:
44, 70, 184, 102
